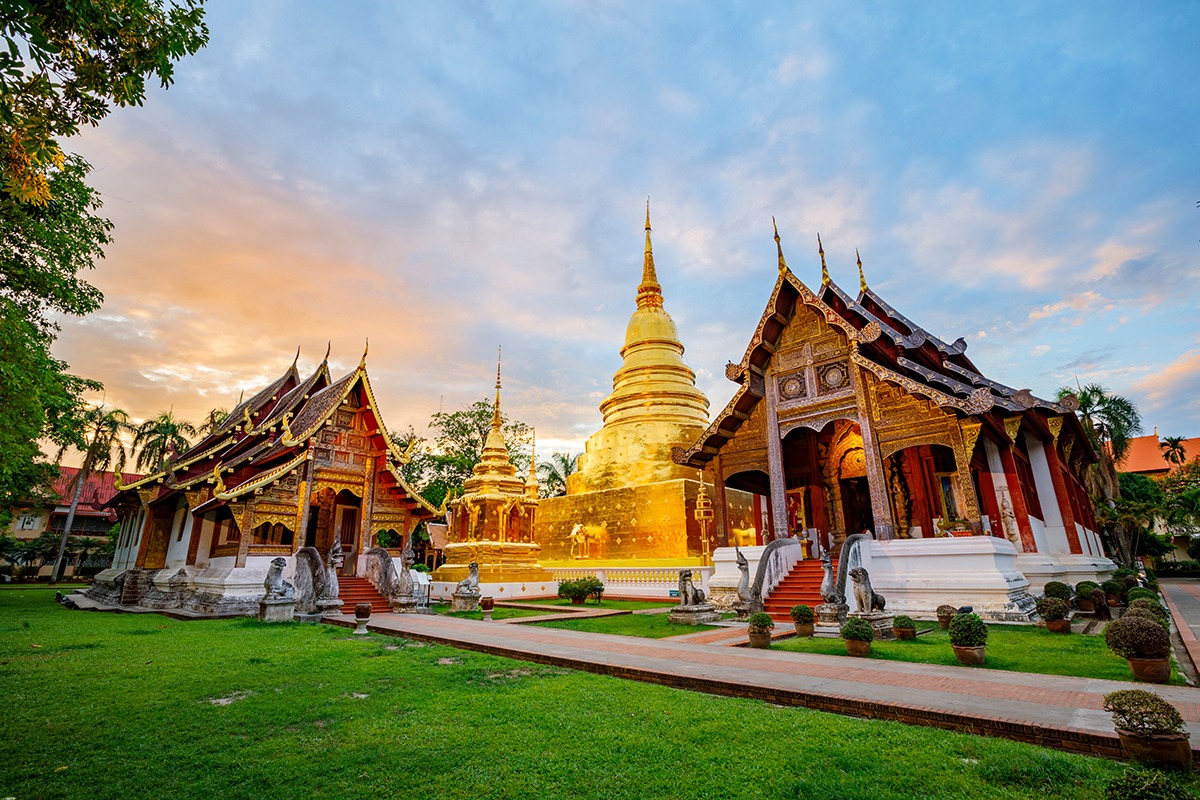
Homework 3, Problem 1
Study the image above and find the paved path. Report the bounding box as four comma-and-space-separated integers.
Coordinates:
330, 611, 1200, 761
1161, 578, 1200, 680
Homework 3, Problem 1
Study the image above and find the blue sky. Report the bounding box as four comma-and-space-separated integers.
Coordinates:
61, 1, 1200, 454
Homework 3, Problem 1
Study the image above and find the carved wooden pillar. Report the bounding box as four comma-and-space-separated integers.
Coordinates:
850, 367, 894, 539
183, 489, 209, 565
952, 420, 983, 531
234, 502, 254, 568
764, 373, 789, 541
315, 488, 336, 552
711, 457, 730, 548
1044, 418, 1083, 554
998, 422, 1037, 552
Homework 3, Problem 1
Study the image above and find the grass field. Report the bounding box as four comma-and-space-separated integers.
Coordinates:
2, 588, 1189, 800
433, 606, 550, 621
531, 611, 718, 638
774, 623, 1186, 684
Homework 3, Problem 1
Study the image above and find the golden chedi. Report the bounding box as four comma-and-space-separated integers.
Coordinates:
432, 357, 553, 585
536, 204, 734, 564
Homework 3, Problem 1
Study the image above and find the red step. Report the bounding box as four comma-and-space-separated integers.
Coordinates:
762, 559, 837, 623
338, 576, 391, 614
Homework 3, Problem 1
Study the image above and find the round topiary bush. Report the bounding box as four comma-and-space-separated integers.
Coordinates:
1102, 579, 1127, 602
747, 612, 775, 633
1126, 587, 1158, 603
1124, 607, 1170, 630
1104, 615, 1171, 660
892, 615, 916, 629
1044, 581, 1072, 601
1128, 598, 1169, 622
949, 612, 988, 647
1036, 597, 1070, 621
789, 604, 814, 624
1075, 580, 1099, 598
1103, 690, 1186, 736
841, 617, 875, 642
1112, 567, 1138, 580
936, 604, 957, 619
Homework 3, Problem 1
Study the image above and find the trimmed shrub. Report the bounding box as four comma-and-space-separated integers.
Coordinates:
841, 617, 875, 642
411, 563, 431, 574
1112, 567, 1138, 580
747, 612, 775, 633
789, 604, 814, 624
1036, 597, 1070, 621
557, 576, 605, 603
1127, 587, 1158, 603
1103, 690, 1186, 736
1124, 607, 1169, 630
949, 613, 988, 647
935, 604, 958, 619
1128, 598, 1169, 623
1074, 580, 1099, 598
1104, 766, 1192, 800
1102, 579, 1127, 602
1104, 616, 1171, 660
1142, 567, 1157, 582
1044, 581, 1072, 601
892, 615, 916, 630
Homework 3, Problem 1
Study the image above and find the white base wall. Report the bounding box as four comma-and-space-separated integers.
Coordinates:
1016, 552, 1117, 594
430, 580, 556, 602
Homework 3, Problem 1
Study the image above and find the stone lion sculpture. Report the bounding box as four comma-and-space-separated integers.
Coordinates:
263, 556, 295, 601
455, 561, 481, 596
848, 566, 885, 612
678, 569, 706, 606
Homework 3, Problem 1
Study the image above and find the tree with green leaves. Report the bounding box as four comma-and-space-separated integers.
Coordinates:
1159, 435, 1188, 467
1057, 383, 1143, 502
133, 410, 196, 472
197, 407, 229, 437
538, 451, 579, 498
49, 403, 134, 582
0, 1, 208, 525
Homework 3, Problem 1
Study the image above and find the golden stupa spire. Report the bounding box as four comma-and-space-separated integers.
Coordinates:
857, 249, 867, 293
491, 346, 502, 431
773, 217, 789, 274
636, 198, 663, 309
818, 233, 829, 285
526, 429, 539, 498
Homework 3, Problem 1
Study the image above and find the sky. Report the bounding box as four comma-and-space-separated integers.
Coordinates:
56, 1, 1200, 460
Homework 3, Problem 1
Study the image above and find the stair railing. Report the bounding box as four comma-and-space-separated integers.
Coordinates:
748, 536, 802, 614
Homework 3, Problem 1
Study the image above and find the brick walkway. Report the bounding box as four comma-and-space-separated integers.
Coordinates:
1162, 578, 1200, 680
329, 611, 1200, 761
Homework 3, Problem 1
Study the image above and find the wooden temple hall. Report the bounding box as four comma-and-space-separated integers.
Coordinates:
673, 227, 1107, 581
86, 347, 437, 615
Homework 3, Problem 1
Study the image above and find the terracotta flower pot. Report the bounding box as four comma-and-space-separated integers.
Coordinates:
354, 602, 372, 620
1127, 657, 1171, 684
952, 645, 986, 665
938, 618, 952, 630
1077, 598, 1094, 613
793, 622, 815, 638
845, 639, 872, 657
1046, 619, 1071, 634
748, 630, 773, 649
570, 596, 585, 605
1116, 730, 1193, 771
1107, 595, 1123, 607
894, 627, 916, 640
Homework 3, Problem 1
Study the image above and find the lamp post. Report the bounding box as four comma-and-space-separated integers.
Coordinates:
695, 477, 714, 567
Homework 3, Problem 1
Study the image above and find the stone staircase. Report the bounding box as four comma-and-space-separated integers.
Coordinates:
338, 576, 391, 615
119, 568, 155, 606
762, 559, 836, 623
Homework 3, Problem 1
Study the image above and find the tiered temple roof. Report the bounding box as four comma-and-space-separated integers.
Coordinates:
674, 225, 1095, 468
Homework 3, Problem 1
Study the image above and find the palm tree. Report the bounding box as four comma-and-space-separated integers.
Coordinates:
1160, 435, 1188, 466
50, 404, 135, 583
538, 452, 580, 498
133, 411, 198, 472
197, 407, 229, 436
1057, 383, 1143, 501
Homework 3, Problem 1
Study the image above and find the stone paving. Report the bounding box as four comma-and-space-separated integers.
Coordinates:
328, 609, 1200, 762
1161, 578, 1200, 681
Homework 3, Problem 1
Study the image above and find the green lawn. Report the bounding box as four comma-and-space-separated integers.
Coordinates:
531, 611, 717, 638
775, 623, 1186, 684
433, 606, 550, 621
2, 588, 1188, 800
516, 597, 676, 611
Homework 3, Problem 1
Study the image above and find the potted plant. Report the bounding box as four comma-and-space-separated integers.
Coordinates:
747, 612, 775, 648
353, 602, 372, 635
1074, 581, 1099, 612
1103, 690, 1192, 770
1124, 606, 1169, 630
1127, 598, 1170, 626
1104, 616, 1173, 683
1127, 587, 1158, 604
1043, 581, 1072, 602
789, 604, 815, 637
1102, 578, 1127, 607
949, 612, 988, 665
557, 579, 589, 605
841, 617, 875, 657
1036, 597, 1071, 633
936, 604, 957, 630
892, 615, 917, 640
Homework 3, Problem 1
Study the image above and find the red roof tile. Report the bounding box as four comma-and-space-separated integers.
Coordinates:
1117, 435, 1200, 475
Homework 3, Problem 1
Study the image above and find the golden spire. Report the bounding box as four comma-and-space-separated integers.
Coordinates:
773, 217, 788, 274
526, 429, 539, 498
818, 233, 829, 285
857, 249, 867, 294
291, 346, 300, 369
360, 337, 369, 368
322, 340, 331, 363
636, 198, 663, 309
491, 346, 502, 431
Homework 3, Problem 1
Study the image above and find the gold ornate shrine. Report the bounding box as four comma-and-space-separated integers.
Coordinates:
536, 205, 755, 564
432, 357, 553, 584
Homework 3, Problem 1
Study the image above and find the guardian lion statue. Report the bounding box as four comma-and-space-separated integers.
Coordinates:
263, 556, 295, 601
678, 569, 706, 607
848, 566, 885, 612
455, 561, 481, 596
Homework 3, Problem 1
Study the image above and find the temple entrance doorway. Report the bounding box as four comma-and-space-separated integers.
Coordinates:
333, 489, 361, 577
839, 477, 871, 536
724, 470, 772, 547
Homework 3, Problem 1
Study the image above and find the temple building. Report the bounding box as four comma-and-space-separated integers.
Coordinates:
534, 206, 756, 566
429, 356, 553, 597
675, 225, 1114, 617
79, 347, 436, 615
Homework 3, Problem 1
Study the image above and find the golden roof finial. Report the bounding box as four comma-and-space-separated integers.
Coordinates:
527, 429, 539, 494
773, 217, 789, 274
322, 340, 331, 363
291, 345, 300, 369
212, 464, 226, 495
818, 233, 829, 285
636, 198, 663, 309
492, 346, 503, 431
359, 337, 369, 368
857, 248, 867, 294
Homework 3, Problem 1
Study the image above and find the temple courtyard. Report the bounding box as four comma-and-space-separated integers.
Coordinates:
4, 587, 1200, 799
